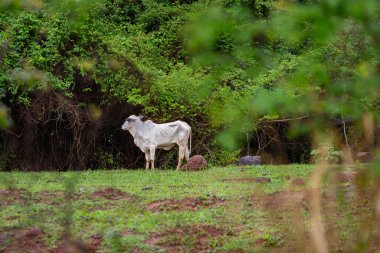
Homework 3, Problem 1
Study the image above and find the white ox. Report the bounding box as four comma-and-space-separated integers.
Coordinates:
122, 115, 191, 170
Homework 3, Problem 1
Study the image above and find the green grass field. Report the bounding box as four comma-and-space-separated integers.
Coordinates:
0, 165, 374, 252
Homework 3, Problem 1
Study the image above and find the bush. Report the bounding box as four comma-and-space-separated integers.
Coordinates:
310, 146, 342, 164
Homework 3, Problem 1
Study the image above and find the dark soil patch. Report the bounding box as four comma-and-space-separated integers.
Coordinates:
86, 235, 102, 253
256, 238, 267, 246
90, 187, 134, 201
33, 191, 81, 206
34, 191, 64, 206
0, 189, 82, 207
52, 235, 102, 253
0, 189, 30, 206
53, 240, 90, 253
292, 178, 306, 186
336, 172, 357, 183
0, 227, 48, 253
254, 177, 271, 183
262, 191, 309, 211
1, 227, 102, 253
146, 225, 225, 252
146, 197, 224, 212
222, 177, 271, 183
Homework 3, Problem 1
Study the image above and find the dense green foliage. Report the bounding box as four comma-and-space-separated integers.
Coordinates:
0, 0, 211, 108
186, 1, 380, 150
0, 0, 379, 169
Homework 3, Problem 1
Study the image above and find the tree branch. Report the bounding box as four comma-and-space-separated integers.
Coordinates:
260, 113, 321, 123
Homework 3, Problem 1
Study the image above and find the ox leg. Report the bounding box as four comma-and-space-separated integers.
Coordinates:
185, 147, 190, 162
177, 145, 185, 170
149, 147, 156, 170
145, 152, 150, 170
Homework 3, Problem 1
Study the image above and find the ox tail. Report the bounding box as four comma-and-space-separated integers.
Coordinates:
189, 128, 192, 158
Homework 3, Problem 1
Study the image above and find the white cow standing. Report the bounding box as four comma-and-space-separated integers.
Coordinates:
122, 115, 191, 170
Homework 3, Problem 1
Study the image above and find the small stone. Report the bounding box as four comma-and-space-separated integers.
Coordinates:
285, 175, 291, 180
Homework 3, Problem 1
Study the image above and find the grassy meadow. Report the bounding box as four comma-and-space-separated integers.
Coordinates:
0, 165, 374, 252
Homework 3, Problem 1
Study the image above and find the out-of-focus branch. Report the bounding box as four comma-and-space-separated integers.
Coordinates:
310, 160, 329, 253
310, 135, 330, 253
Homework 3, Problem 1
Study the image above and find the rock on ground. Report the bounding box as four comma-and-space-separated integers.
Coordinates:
239, 156, 262, 166
180, 155, 207, 171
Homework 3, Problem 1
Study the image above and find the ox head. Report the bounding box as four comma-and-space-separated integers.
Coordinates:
122, 115, 143, 131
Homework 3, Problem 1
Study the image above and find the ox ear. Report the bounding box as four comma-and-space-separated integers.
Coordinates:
138, 115, 143, 120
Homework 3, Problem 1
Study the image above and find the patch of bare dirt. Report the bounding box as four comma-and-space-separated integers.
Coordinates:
261, 191, 309, 211
0, 189, 83, 207
146, 197, 225, 212
32, 191, 82, 207
51, 235, 102, 253
291, 178, 306, 186
0, 227, 49, 253
1, 227, 102, 253
222, 177, 271, 183
90, 187, 134, 201
34, 191, 64, 205
146, 225, 225, 252
336, 172, 357, 183
254, 177, 271, 183
0, 189, 31, 206
86, 235, 102, 253
255, 238, 267, 246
